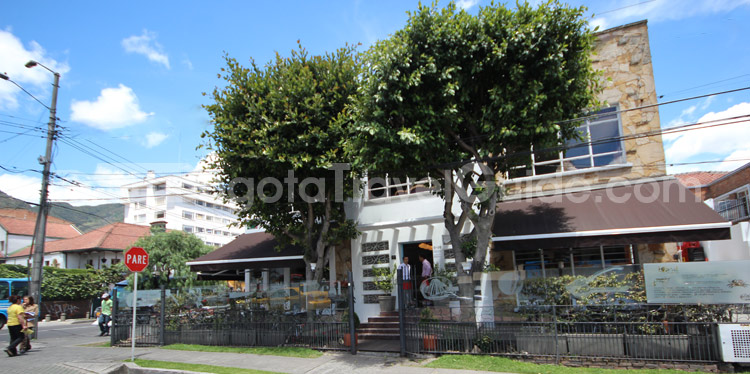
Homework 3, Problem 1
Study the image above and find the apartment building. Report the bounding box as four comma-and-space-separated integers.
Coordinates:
122, 171, 244, 247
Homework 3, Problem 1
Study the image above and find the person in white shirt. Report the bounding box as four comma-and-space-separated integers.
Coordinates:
397, 256, 412, 307
418, 254, 432, 306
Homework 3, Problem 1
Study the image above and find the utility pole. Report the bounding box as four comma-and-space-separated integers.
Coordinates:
27, 60, 60, 336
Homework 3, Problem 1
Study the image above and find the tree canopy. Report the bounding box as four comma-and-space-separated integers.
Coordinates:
350, 1, 600, 295
130, 228, 212, 289
202, 44, 361, 281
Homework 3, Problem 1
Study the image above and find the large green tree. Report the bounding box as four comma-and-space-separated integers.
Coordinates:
131, 228, 212, 289
350, 1, 600, 298
202, 44, 360, 282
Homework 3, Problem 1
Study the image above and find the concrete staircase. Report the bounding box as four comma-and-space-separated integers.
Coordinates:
357, 311, 401, 341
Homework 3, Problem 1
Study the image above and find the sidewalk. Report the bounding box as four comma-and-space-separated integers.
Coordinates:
67, 346, 515, 374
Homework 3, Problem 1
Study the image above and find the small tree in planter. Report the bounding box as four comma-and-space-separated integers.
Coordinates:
419, 308, 439, 351
342, 307, 360, 346
372, 265, 396, 312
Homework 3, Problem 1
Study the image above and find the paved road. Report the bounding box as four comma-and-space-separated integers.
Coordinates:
1, 320, 509, 374
0, 320, 129, 373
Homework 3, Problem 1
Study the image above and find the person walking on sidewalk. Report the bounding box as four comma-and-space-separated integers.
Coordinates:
99, 293, 113, 336
19, 295, 38, 353
5, 295, 27, 357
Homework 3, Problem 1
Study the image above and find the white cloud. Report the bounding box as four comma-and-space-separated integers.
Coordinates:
455, 0, 480, 10
121, 30, 170, 69
0, 166, 135, 207
664, 102, 750, 167
593, 0, 750, 30
182, 58, 194, 70
714, 149, 750, 172
0, 28, 70, 110
143, 132, 168, 148
70, 84, 154, 130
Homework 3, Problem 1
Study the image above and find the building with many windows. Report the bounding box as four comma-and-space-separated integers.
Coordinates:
122, 171, 244, 247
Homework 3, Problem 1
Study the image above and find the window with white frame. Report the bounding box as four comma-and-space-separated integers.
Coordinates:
509, 106, 626, 179
195, 199, 205, 206
154, 183, 166, 192
182, 183, 194, 190
183, 225, 194, 233
155, 196, 166, 206
183, 211, 194, 220
367, 174, 434, 199
155, 211, 166, 219
136, 214, 147, 223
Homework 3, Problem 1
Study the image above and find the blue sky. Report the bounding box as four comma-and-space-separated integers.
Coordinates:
1, 0, 749, 206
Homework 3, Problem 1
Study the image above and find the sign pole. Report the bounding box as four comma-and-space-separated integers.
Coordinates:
124, 246, 148, 362
131, 271, 138, 362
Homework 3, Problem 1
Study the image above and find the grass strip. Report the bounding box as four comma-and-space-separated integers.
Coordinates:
133, 359, 282, 374
162, 343, 322, 358
426, 355, 710, 374
78, 341, 111, 347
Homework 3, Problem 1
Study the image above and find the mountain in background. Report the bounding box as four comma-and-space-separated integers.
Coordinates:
0, 189, 124, 233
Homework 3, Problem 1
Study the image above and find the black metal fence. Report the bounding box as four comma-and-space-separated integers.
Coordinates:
110, 276, 357, 352
405, 320, 719, 362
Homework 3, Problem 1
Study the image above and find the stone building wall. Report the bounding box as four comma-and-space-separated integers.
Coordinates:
505, 20, 666, 197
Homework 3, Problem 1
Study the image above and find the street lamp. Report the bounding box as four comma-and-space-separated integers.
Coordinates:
25, 60, 60, 338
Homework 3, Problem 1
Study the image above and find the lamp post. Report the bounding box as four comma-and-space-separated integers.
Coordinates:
25, 60, 60, 337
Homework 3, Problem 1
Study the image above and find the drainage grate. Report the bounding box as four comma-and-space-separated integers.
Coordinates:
732, 330, 750, 358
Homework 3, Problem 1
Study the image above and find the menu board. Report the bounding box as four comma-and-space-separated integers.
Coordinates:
644, 261, 750, 304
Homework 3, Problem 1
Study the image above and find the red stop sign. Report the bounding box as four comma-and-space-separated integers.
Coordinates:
125, 246, 149, 272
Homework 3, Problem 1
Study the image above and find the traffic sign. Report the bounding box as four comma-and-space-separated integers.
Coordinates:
124, 247, 149, 272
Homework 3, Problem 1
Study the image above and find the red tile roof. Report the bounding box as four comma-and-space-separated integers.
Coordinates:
0, 216, 80, 238
0, 209, 73, 225
8, 222, 152, 258
674, 171, 728, 188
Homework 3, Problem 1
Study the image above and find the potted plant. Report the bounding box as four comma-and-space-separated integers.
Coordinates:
373, 265, 396, 312
419, 308, 438, 351
342, 308, 360, 347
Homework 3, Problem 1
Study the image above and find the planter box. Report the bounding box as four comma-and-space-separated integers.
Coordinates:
517, 334, 568, 355
626, 335, 689, 360
378, 296, 395, 312
565, 334, 624, 357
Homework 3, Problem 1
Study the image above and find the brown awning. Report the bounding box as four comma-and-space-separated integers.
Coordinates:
492, 179, 731, 251
187, 232, 305, 276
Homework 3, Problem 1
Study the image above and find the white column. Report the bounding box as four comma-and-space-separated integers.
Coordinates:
262, 270, 269, 292
284, 267, 291, 287
244, 269, 250, 292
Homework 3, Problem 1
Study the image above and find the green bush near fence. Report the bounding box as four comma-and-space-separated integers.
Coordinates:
0, 263, 127, 301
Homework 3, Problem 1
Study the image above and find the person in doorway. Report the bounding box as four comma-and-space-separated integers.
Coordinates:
397, 256, 412, 307
19, 295, 38, 353
4, 295, 27, 357
419, 254, 432, 306
99, 293, 113, 336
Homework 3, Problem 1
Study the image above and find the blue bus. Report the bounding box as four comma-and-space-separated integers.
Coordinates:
0, 278, 29, 329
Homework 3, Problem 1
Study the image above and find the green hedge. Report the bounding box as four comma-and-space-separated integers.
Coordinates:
0, 263, 127, 301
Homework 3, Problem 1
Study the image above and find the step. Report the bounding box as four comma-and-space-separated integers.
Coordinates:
357, 333, 400, 340
366, 316, 399, 323
379, 311, 399, 317
357, 327, 400, 334
359, 322, 399, 329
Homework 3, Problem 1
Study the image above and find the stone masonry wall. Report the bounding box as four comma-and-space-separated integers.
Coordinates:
506, 21, 666, 196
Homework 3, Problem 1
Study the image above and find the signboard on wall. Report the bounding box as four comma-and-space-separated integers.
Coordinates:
644, 260, 750, 304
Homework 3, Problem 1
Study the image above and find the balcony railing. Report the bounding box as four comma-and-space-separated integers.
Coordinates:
716, 197, 750, 222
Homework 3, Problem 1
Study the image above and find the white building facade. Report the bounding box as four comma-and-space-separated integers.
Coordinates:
123, 172, 245, 247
